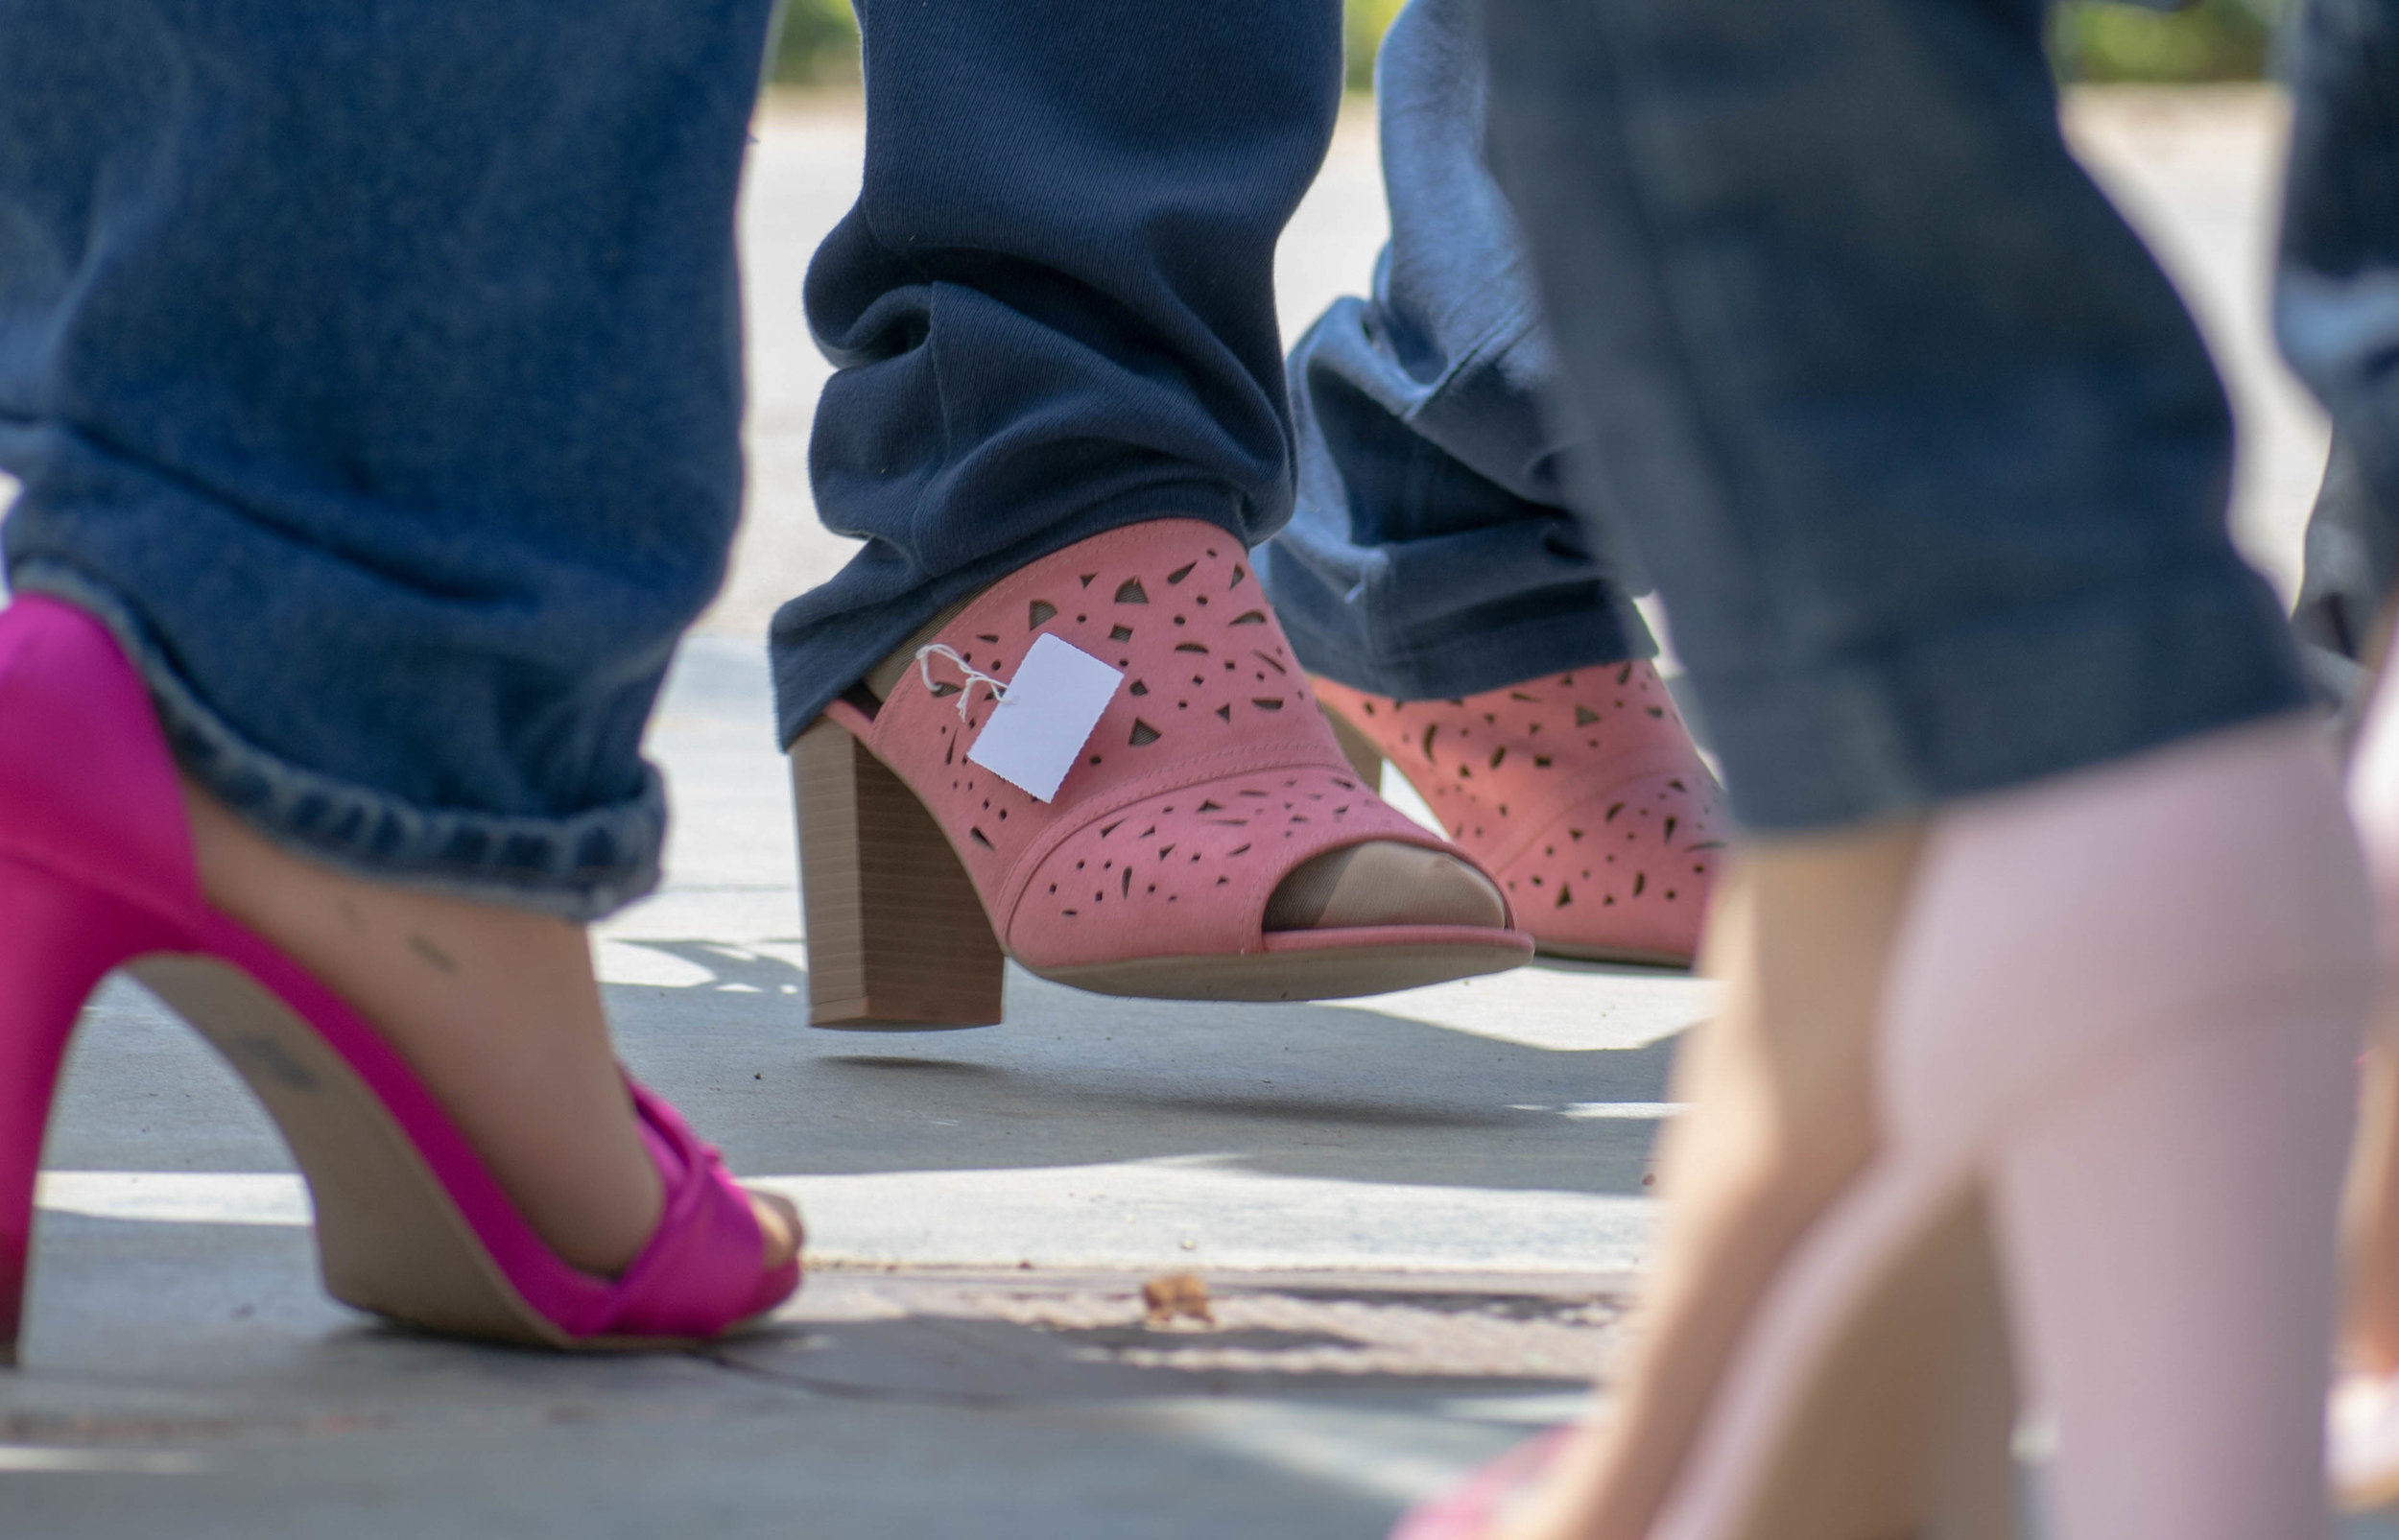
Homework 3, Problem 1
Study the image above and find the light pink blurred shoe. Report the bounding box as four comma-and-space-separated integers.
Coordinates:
0, 596, 798, 1360
792, 519, 1532, 1027
1396, 718, 2373, 1540
1316, 663, 1722, 967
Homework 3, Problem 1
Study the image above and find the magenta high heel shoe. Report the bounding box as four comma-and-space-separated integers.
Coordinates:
0, 596, 798, 1360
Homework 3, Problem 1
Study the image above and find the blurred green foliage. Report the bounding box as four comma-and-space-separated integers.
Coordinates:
765, 0, 2296, 93
1345, 0, 1408, 91
1342, 0, 2298, 91
2052, 0, 2290, 82
768, 0, 861, 85
765, 0, 1406, 88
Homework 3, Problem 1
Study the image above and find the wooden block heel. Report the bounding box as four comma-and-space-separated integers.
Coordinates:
791, 718, 1008, 1030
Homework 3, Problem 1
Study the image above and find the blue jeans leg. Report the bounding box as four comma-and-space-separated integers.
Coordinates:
2279, 0, 2399, 544
2280, 0, 2399, 722
1261, 0, 1656, 699
0, 1, 773, 918
1483, 0, 2307, 832
769, 0, 1344, 745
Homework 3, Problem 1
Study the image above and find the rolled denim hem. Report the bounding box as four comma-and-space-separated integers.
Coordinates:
12, 564, 666, 922
1277, 588, 1656, 700
771, 480, 1249, 746
1696, 558, 2313, 833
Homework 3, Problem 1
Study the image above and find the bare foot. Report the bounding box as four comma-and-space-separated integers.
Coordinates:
181, 780, 799, 1278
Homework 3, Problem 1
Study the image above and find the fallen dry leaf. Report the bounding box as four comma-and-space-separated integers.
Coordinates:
1142, 1271, 1214, 1328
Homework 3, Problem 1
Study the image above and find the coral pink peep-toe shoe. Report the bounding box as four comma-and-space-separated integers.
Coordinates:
791, 519, 1533, 1028
1316, 663, 1723, 967
0, 596, 798, 1360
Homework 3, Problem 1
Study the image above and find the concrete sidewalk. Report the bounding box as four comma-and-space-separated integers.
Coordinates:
12, 628, 1677, 1537
6, 88, 2391, 1539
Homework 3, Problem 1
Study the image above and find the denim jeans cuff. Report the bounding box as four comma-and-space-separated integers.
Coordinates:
1693, 558, 2314, 833
14, 564, 666, 922
1280, 586, 1656, 700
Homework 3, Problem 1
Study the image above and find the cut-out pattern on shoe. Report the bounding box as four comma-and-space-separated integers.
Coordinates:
813, 521, 1530, 986
1316, 663, 1722, 966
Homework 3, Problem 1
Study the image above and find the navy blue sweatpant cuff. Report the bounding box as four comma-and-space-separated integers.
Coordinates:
1271, 573, 1655, 700
768, 482, 1248, 746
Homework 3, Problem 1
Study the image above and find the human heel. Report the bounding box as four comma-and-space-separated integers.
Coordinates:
1996, 1007, 2358, 1540
791, 715, 1007, 1029
0, 859, 166, 1364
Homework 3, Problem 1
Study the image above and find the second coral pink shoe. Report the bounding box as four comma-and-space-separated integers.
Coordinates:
1316, 663, 1724, 967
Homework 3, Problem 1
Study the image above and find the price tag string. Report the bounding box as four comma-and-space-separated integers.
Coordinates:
914, 643, 1012, 722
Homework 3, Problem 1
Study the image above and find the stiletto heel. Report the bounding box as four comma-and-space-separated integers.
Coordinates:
0, 595, 798, 1357
0, 862, 164, 1363
792, 715, 1008, 1029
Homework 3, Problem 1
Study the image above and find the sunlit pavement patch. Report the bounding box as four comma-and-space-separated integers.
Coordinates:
35, 1173, 311, 1228
40, 1160, 1658, 1273
0, 1446, 206, 1475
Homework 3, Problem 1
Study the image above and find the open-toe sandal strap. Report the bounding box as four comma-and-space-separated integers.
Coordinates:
592, 1079, 796, 1339
995, 755, 1499, 965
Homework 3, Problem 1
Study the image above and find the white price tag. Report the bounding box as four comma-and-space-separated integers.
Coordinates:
965, 633, 1124, 803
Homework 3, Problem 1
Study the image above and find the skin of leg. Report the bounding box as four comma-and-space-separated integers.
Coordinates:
2343, 1009, 2399, 1373
182, 779, 799, 1278
2347, 628, 2399, 1362
860, 591, 1506, 933
1492, 820, 1923, 1540
2327, 601, 2397, 1369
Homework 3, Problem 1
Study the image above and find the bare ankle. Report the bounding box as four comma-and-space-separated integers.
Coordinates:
178, 779, 665, 1276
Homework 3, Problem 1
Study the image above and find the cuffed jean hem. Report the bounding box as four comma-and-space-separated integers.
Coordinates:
770, 479, 1251, 746
1696, 557, 2312, 833
13, 563, 666, 922
1271, 577, 1655, 700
